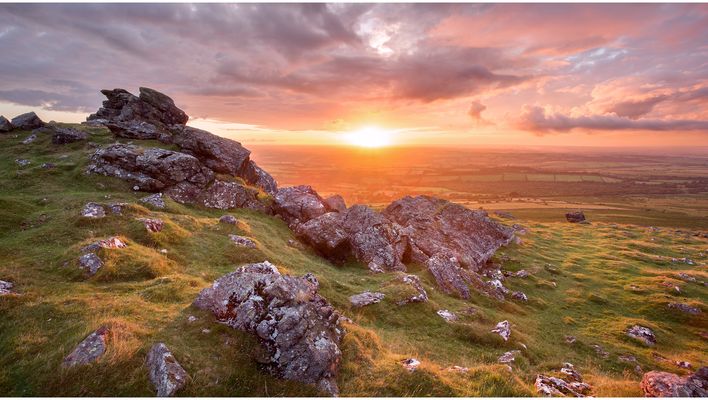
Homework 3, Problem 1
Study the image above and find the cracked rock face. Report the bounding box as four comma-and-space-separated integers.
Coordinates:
641, 367, 707, 397
79, 253, 104, 275
146, 342, 188, 397
193, 262, 345, 396
62, 326, 109, 368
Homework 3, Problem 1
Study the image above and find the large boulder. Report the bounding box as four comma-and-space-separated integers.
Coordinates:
641, 367, 707, 397
273, 185, 328, 228
11, 111, 44, 130
383, 195, 515, 271
87, 144, 214, 192
0, 116, 12, 132
87, 87, 187, 133
193, 262, 344, 396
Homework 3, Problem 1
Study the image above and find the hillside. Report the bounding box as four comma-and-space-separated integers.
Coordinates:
0, 90, 706, 397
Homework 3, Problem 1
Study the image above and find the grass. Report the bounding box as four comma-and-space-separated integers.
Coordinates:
0, 125, 706, 396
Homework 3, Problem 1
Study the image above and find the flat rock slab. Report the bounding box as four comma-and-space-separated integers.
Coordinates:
349, 291, 385, 307
147, 342, 188, 397
62, 326, 109, 368
228, 234, 257, 248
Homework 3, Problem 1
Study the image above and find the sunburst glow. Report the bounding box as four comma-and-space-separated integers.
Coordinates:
344, 126, 392, 148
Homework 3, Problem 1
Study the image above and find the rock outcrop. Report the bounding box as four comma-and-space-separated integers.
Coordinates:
641, 367, 707, 397
193, 261, 345, 396
11, 111, 44, 130
0, 116, 12, 132
273, 185, 328, 228
146, 343, 188, 397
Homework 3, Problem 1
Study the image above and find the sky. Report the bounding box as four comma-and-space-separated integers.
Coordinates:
0, 3, 707, 148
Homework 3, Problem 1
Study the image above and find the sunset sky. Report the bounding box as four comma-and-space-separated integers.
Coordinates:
0, 3, 707, 147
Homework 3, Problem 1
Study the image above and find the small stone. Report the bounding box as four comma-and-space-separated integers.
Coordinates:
676, 361, 692, 369
668, 303, 701, 315
592, 344, 609, 358
15, 159, 31, 167
565, 211, 586, 223
62, 326, 109, 368
146, 342, 188, 397
187, 316, 197, 323
108, 203, 128, 215
81, 236, 127, 253
287, 239, 305, 249
498, 350, 520, 364
21, 133, 37, 144
560, 362, 583, 382
401, 358, 421, 372
79, 253, 103, 275
447, 365, 469, 373
140, 193, 166, 209
201, 328, 211, 334
160, 249, 168, 254
511, 291, 528, 302
228, 234, 257, 248
436, 309, 458, 322
492, 320, 511, 341
41, 162, 56, 169
367, 261, 385, 273
81, 202, 106, 218
349, 291, 385, 307
618, 354, 637, 364
515, 269, 530, 278
0, 280, 14, 295
626, 325, 656, 346
138, 218, 164, 233
219, 215, 238, 225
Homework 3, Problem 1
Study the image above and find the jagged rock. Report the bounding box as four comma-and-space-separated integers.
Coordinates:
511, 291, 528, 302
488, 278, 510, 296
21, 133, 37, 144
627, 325, 656, 346
138, 218, 164, 233
81, 202, 106, 218
15, 159, 30, 167
324, 194, 347, 213
219, 215, 238, 225
641, 367, 708, 397
391, 273, 429, 305
0, 116, 12, 132
668, 303, 701, 315
401, 358, 421, 372
678, 272, 696, 282
228, 234, 257, 248
140, 193, 166, 209
0, 280, 14, 295
297, 205, 407, 272
383, 195, 515, 270
274, 185, 328, 228
437, 309, 458, 322
565, 211, 586, 223
349, 291, 385, 307
79, 253, 103, 275
193, 261, 345, 396
492, 320, 511, 341
194, 180, 268, 213
62, 326, 109, 368
498, 350, 520, 364
11, 111, 44, 130
51, 126, 88, 144
146, 342, 188, 397
170, 125, 277, 194
81, 237, 127, 253
88, 144, 214, 192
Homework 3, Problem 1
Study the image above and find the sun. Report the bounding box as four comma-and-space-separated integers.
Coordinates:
344, 126, 392, 148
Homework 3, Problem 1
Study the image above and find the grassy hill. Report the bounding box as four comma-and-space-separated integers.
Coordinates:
0, 124, 706, 396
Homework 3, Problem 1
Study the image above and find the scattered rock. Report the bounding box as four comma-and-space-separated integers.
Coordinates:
138, 218, 164, 233
0, 280, 14, 295
323, 194, 347, 213
287, 239, 305, 250
51, 126, 88, 144
193, 262, 344, 396
627, 325, 656, 346
678, 272, 696, 282
349, 291, 385, 307
676, 361, 693, 369
565, 211, 586, 223
515, 269, 530, 278
618, 354, 638, 364
641, 367, 707, 397
79, 253, 104, 275
11, 111, 45, 130
560, 362, 583, 382
219, 215, 238, 225
668, 303, 701, 315
436, 309, 458, 322
228, 234, 257, 248
146, 342, 188, 397
187, 315, 197, 323
391, 273, 429, 305
492, 320, 511, 341
565, 335, 577, 344
21, 133, 37, 144
401, 358, 421, 372
535, 363, 592, 397
108, 203, 128, 215
81, 202, 106, 219
82, 236, 127, 253
15, 159, 31, 167
592, 344, 609, 358
511, 291, 528, 302
62, 326, 109, 368
498, 350, 520, 364
140, 193, 166, 209
0, 115, 12, 132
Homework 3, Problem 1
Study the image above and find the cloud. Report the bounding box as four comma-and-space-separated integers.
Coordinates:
517, 105, 708, 134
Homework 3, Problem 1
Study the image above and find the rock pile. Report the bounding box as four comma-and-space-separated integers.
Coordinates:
193, 261, 345, 396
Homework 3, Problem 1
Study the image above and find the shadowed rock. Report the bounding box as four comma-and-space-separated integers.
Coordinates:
146, 343, 188, 397
565, 211, 586, 223
219, 215, 238, 225
324, 194, 347, 213
641, 367, 707, 397
535, 363, 592, 397
194, 180, 268, 213
21, 133, 37, 144
389, 273, 429, 305
668, 303, 701, 315
11, 112, 44, 130
62, 326, 109, 368
51, 126, 88, 144
0, 116, 12, 132
193, 261, 345, 396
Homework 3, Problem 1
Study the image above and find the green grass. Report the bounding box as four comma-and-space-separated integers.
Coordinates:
0, 125, 706, 396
